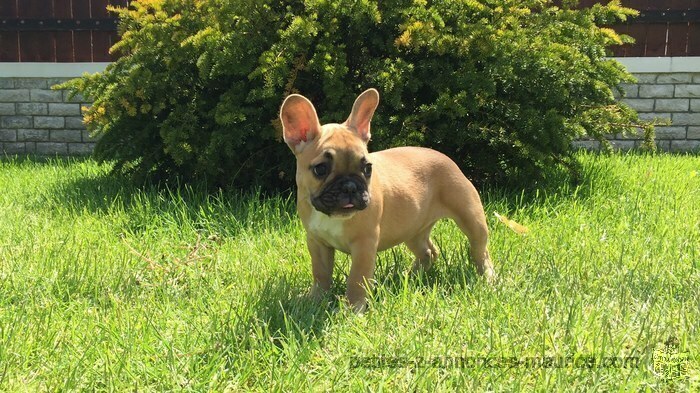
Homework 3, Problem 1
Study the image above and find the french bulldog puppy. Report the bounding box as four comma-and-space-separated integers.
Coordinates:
280, 88, 495, 311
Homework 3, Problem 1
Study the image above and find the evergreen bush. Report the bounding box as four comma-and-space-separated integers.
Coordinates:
62, 0, 647, 189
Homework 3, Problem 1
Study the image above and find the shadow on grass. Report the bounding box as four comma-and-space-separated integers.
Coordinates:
213, 275, 335, 359
372, 240, 486, 300
39, 160, 298, 239
479, 150, 633, 212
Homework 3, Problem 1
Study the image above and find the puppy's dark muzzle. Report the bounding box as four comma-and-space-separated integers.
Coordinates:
312, 175, 370, 216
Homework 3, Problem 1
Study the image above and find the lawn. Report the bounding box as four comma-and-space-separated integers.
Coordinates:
0, 152, 698, 391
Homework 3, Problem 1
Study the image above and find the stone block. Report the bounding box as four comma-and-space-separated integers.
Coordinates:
615, 84, 638, 98
632, 74, 657, 84
50, 129, 83, 143
1, 116, 32, 128
2, 142, 27, 154
0, 103, 15, 115
13, 78, 48, 89
656, 73, 693, 83
33, 116, 65, 129
609, 140, 636, 151
16, 103, 48, 115
656, 140, 671, 151
571, 140, 600, 151
36, 142, 69, 155
17, 129, 49, 142
0, 79, 14, 89
671, 113, 700, 126
46, 78, 71, 88
48, 103, 81, 116
0, 129, 17, 142
654, 99, 689, 112
654, 126, 687, 139
621, 98, 654, 112
638, 112, 672, 123
687, 127, 700, 139
669, 140, 700, 152
68, 143, 96, 155
690, 99, 700, 112
639, 85, 674, 98
618, 128, 645, 139
674, 84, 700, 98
65, 116, 86, 129
62, 90, 86, 103
29, 89, 63, 103
0, 89, 30, 102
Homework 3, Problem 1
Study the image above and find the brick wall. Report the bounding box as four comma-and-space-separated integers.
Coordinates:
572, 71, 700, 152
0, 77, 94, 155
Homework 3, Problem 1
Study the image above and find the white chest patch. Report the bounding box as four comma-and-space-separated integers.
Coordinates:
307, 210, 349, 252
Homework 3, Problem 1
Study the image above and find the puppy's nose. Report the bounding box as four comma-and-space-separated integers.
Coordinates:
342, 181, 358, 194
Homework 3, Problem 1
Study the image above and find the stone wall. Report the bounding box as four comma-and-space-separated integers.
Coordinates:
621, 72, 700, 151
2, 70, 700, 156
0, 77, 94, 155
573, 71, 700, 152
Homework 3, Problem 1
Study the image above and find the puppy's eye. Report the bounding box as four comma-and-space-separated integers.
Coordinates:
363, 163, 372, 177
312, 163, 329, 178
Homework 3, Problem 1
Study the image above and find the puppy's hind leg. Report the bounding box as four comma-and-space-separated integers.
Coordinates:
405, 224, 439, 273
452, 211, 495, 282
444, 182, 496, 282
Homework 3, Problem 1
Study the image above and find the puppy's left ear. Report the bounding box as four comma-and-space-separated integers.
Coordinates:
280, 94, 322, 154
344, 88, 379, 144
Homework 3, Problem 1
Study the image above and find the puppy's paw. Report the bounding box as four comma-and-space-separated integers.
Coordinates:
349, 299, 368, 314
346, 292, 368, 314
482, 265, 497, 285
308, 283, 331, 301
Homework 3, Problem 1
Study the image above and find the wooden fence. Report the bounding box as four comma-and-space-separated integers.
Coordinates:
0, 0, 698, 62
599, 0, 700, 56
0, 0, 126, 62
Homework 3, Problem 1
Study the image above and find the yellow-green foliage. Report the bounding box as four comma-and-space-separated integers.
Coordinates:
62, 0, 646, 189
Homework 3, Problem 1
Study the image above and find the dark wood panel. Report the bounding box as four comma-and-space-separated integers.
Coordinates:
92, 0, 109, 18
644, 23, 668, 56
622, 24, 648, 56
73, 30, 92, 61
53, 0, 73, 18
621, 0, 687, 11
108, 0, 129, 6
620, 0, 650, 10
92, 30, 111, 61
18, 0, 52, 18
687, 23, 700, 55
620, 0, 699, 10
0, 0, 19, 18
667, 22, 690, 56
0, 31, 20, 61
72, 0, 91, 18
668, 0, 697, 9
19, 31, 55, 61
54, 30, 74, 61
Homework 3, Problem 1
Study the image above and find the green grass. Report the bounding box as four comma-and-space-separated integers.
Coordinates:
0, 152, 698, 391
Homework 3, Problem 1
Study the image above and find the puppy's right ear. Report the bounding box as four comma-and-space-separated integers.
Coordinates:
280, 94, 321, 154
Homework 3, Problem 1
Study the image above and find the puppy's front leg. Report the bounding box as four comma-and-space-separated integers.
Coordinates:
347, 238, 379, 312
308, 236, 335, 299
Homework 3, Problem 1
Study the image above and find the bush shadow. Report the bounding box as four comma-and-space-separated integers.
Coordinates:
44, 163, 298, 239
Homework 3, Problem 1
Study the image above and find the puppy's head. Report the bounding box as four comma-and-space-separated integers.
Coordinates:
280, 89, 379, 217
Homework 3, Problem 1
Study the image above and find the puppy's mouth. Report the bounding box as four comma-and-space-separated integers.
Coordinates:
311, 175, 370, 216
